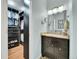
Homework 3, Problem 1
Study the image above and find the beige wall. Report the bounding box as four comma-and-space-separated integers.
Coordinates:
1, 0, 8, 59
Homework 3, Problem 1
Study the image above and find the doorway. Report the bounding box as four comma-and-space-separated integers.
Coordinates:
8, 0, 30, 59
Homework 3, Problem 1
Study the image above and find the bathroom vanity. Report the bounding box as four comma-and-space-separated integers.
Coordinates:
41, 32, 69, 59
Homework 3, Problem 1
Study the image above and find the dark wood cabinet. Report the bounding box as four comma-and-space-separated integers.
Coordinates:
41, 36, 69, 59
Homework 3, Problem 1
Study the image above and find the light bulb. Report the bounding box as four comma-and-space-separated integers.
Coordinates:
48, 10, 53, 15
52, 8, 58, 14
58, 5, 64, 12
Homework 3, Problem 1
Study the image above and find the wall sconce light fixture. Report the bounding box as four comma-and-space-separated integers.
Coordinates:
41, 17, 47, 24
48, 5, 65, 15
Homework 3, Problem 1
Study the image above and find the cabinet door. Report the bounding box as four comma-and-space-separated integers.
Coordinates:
52, 38, 69, 59
42, 36, 56, 58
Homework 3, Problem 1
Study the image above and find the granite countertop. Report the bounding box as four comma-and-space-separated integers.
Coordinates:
41, 32, 69, 39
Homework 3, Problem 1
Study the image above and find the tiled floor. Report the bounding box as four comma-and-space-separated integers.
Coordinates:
8, 44, 24, 59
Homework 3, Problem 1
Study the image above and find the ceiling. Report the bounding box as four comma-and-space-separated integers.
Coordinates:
47, 0, 69, 10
